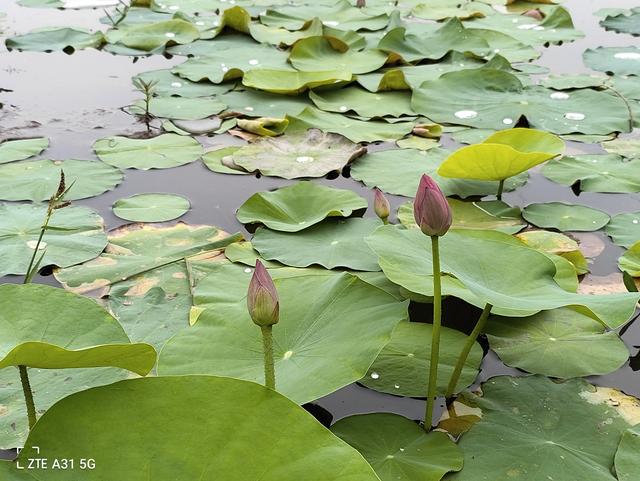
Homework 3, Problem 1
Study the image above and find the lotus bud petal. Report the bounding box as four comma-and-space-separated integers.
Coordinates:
373, 188, 390, 223
247, 260, 279, 327
523, 9, 544, 20
413, 174, 452, 237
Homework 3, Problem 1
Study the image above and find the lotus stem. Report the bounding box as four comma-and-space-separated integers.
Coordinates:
445, 303, 492, 398
19, 366, 37, 430
424, 235, 442, 431
261, 326, 276, 390
496, 180, 505, 201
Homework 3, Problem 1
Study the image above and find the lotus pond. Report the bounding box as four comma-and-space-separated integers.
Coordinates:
1, 0, 640, 479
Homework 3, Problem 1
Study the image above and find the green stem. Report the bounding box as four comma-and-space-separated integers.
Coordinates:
496, 180, 505, 201
23, 211, 52, 284
445, 303, 492, 398
424, 236, 441, 431
19, 366, 37, 430
260, 326, 276, 390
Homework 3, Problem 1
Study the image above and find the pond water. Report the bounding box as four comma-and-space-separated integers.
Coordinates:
0, 0, 639, 444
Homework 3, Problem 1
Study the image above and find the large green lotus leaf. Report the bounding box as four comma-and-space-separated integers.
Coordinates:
231, 129, 364, 179
242, 68, 353, 94
522, 202, 610, 231
603, 138, 640, 159
5, 27, 104, 52
100, 6, 170, 27
486, 308, 628, 378
159, 268, 408, 403
366, 226, 640, 328
0, 376, 382, 481
259, 0, 390, 31
237, 181, 367, 232
249, 17, 324, 46
601, 7, 640, 35
130, 96, 226, 120
541, 74, 608, 90
166, 33, 250, 56
133, 69, 231, 98
411, 0, 494, 20
542, 154, 640, 193
0, 284, 155, 374
106, 19, 199, 51
483, 127, 564, 155
93, 134, 203, 169
412, 69, 631, 135
289, 36, 388, 74
112, 193, 190, 222
615, 425, 640, 481
397, 199, 526, 234
0, 159, 122, 201
606, 212, 640, 248
201, 146, 248, 175
55, 222, 241, 296
584, 47, 640, 76
332, 413, 462, 481
464, 6, 584, 45
310, 87, 414, 118
0, 138, 48, 164
350, 148, 527, 198
220, 89, 311, 118
448, 376, 640, 481
287, 107, 415, 143
0, 204, 107, 277
619, 241, 640, 277
360, 321, 482, 397
253, 218, 382, 271
172, 43, 291, 84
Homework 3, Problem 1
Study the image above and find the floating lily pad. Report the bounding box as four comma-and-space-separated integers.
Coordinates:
131, 96, 226, 120
107, 19, 199, 51
448, 376, 640, 481
0, 159, 123, 201
289, 36, 388, 74
159, 268, 408, 403
93, 134, 203, 170
0, 376, 381, 480
0, 138, 48, 164
242, 69, 352, 94
606, 212, 640, 248
201, 146, 248, 175
237, 181, 367, 232
231, 129, 364, 179
0, 204, 107, 277
360, 321, 482, 397
113, 193, 191, 222
411, 0, 493, 20
219, 89, 311, 118
601, 7, 640, 35
516, 229, 589, 278
615, 425, 640, 481
310, 87, 414, 118
542, 154, 640, 193
253, 218, 382, 271
541, 74, 607, 90
412, 69, 631, 135
133, 69, 231, 98
584, 47, 640, 76
5, 27, 104, 52
522, 202, 610, 231
332, 413, 463, 481
602, 138, 640, 159
350, 148, 527, 198
486, 308, 628, 378
619, 241, 640, 277
249, 17, 324, 46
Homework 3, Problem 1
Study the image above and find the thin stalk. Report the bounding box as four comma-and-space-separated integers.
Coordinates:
19, 366, 37, 430
23, 215, 52, 284
424, 235, 441, 431
496, 180, 505, 201
260, 326, 276, 390
445, 303, 492, 398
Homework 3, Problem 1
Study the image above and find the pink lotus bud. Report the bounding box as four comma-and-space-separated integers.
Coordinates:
373, 188, 390, 223
413, 174, 452, 237
523, 9, 543, 21
247, 260, 279, 327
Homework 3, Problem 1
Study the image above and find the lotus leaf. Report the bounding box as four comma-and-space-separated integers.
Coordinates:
133, 69, 231, 98
201, 146, 248, 175
522, 202, 610, 231
615, 425, 640, 481
515, 230, 589, 277
0, 138, 48, 164
242, 68, 353, 94
0, 204, 107, 277
159, 267, 408, 403
602, 138, 640, 159
0, 376, 382, 480
249, 17, 324, 46
332, 413, 463, 481
541, 74, 607, 90
107, 19, 199, 51
131, 96, 226, 120
600, 7, 640, 35
289, 36, 388, 74
220, 89, 311, 118
0, 159, 123, 201
448, 376, 640, 481
204, 5, 252, 38
411, 0, 494, 20
542, 154, 640, 193
237, 181, 367, 232
5, 27, 104, 52
584, 47, 640, 76
112, 193, 190, 222
619, 241, 640, 277
412, 69, 631, 135
606, 212, 640, 248
253, 218, 382, 271
93, 134, 203, 169
366, 226, 640, 327
360, 321, 482, 397
486, 308, 628, 378
310, 87, 414, 118
231, 130, 364, 179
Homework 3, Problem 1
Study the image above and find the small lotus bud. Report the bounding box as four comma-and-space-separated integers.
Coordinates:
413, 174, 452, 237
373, 188, 390, 224
247, 260, 279, 327
523, 9, 543, 21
